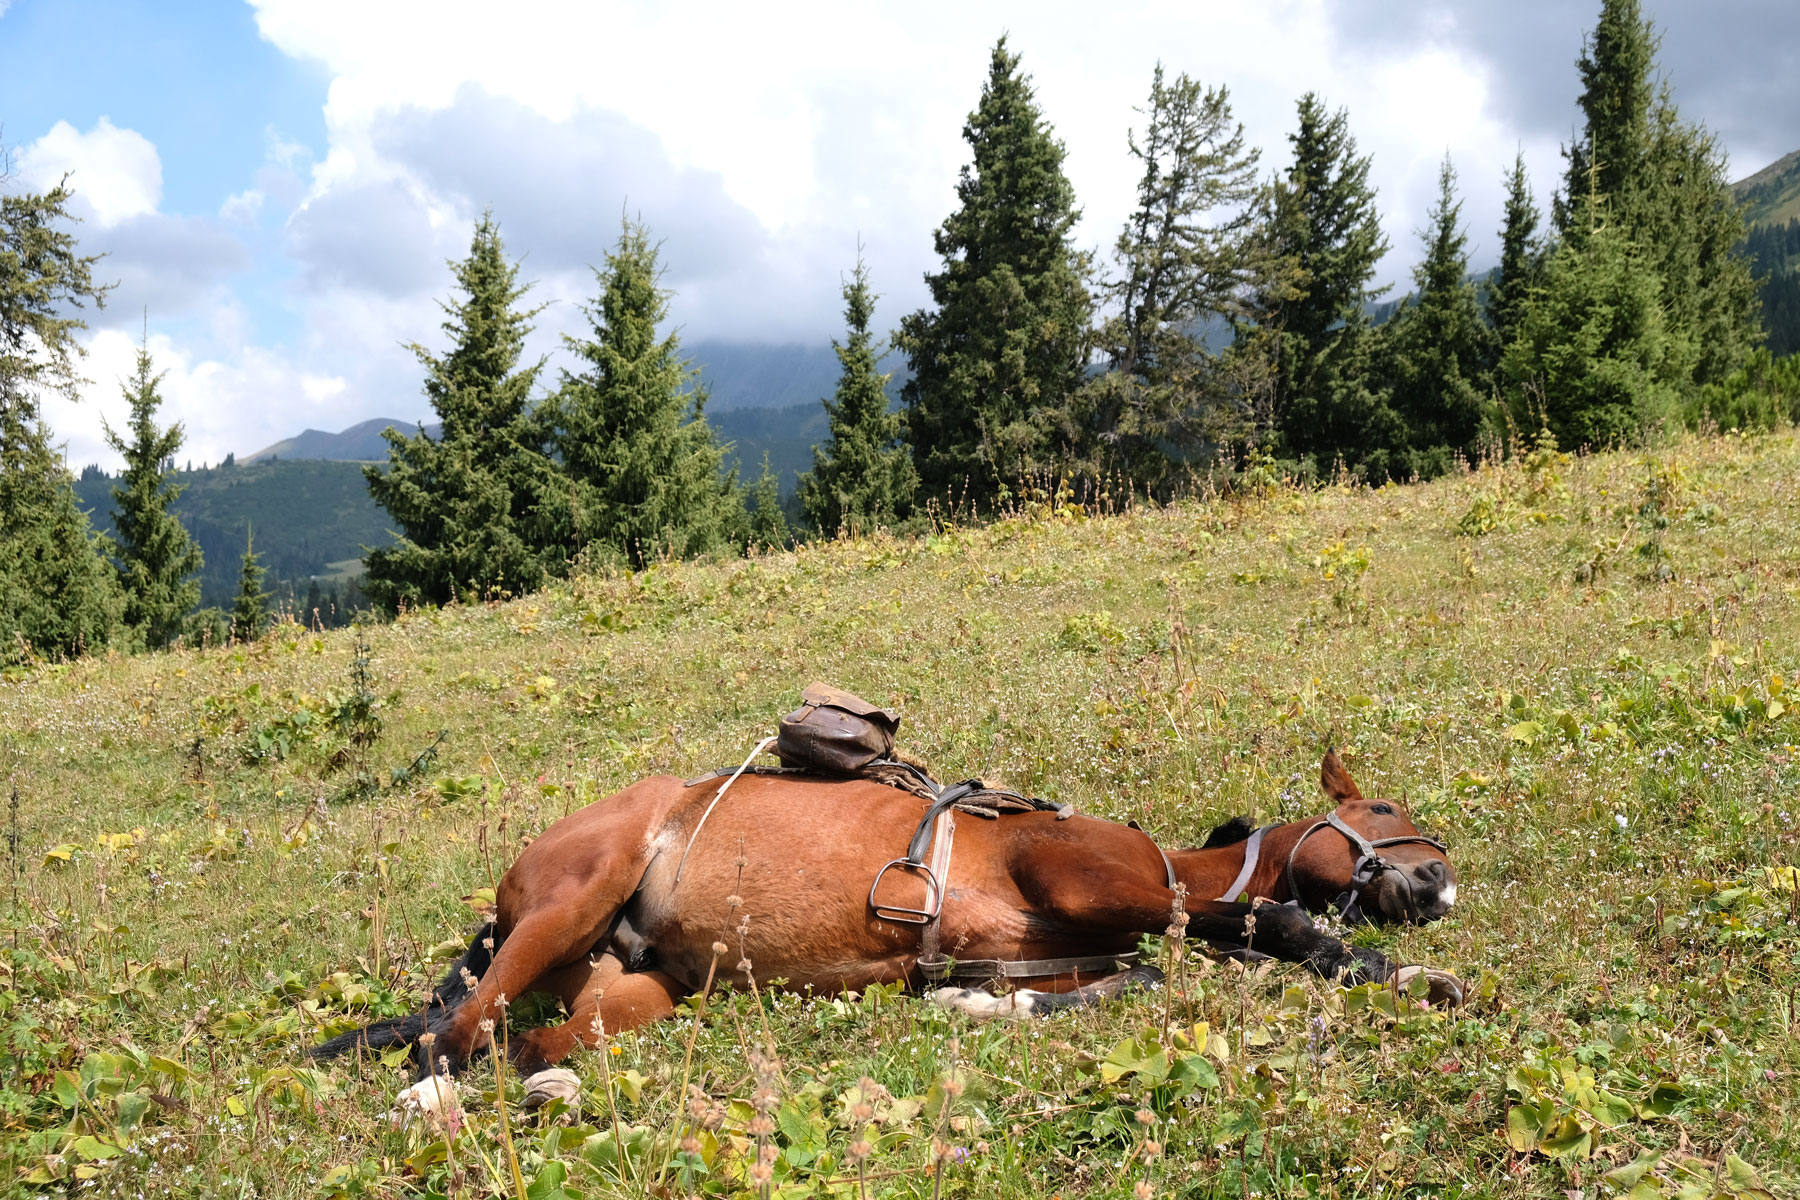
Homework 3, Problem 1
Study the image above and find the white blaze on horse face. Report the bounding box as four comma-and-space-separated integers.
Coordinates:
929, 986, 1046, 1021
1441, 881, 1457, 908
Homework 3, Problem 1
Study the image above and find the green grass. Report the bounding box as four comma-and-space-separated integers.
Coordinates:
6, 431, 1800, 1198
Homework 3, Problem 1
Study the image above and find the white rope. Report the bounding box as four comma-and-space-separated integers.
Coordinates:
675, 735, 778, 882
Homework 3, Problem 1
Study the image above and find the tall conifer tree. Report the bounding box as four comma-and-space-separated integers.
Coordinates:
1503, 189, 1673, 448
363, 212, 552, 611
1555, 1, 1759, 388
231, 531, 269, 643
797, 255, 916, 535
1558, 0, 1656, 234
1489, 153, 1541, 350
897, 37, 1092, 508
104, 334, 202, 648
546, 216, 738, 567
744, 453, 790, 551
1380, 156, 1495, 478
1081, 66, 1276, 492
0, 169, 123, 664
1257, 93, 1391, 467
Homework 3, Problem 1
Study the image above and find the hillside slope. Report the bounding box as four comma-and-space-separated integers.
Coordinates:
74, 458, 393, 610
1735, 147, 1800, 226
8, 432, 1799, 1197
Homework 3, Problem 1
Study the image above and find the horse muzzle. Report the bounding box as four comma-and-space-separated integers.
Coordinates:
1364, 858, 1456, 924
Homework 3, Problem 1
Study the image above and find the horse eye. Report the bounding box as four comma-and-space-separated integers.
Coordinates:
1371, 803, 1394, 816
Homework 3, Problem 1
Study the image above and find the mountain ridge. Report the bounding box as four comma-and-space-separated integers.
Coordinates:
1734, 148, 1800, 227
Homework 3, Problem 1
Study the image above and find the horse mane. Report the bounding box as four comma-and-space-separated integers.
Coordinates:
1200, 815, 1257, 849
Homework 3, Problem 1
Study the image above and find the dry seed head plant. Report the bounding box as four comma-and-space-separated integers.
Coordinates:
1, 431, 1797, 1197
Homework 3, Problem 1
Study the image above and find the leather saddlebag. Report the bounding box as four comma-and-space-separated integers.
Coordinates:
776, 682, 900, 774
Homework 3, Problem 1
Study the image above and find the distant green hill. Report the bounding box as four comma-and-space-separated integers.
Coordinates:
1735, 150, 1800, 358
1736, 149, 1800, 227
72, 402, 848, 620
74, 459, 391, 616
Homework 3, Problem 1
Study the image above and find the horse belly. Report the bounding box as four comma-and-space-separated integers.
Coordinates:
624, 828, 921, 995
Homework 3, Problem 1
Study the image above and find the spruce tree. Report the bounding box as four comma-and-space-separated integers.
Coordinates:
231, 532, 269, 643
1637, 95, 1761, 386
0, 168, 124, 664
546, 216, 738, 567
1258, 93, 1392, 467
104, 334, 202, 649
304, 578, 324, 628
1558, 0, 1656, 234
1081, 66, 1275, 493
1489, 152, 1541, 350
897, 37, 1092, 508
744, 453, 790, 552
796, 255, 916, 535
1502, 190, 1673, 448
1555, 2, 1760, 388
363, 211, 552, 611
1380, 156, 1496, 478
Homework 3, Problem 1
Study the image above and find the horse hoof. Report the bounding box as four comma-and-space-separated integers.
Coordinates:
521, 1068, 582, 1110
1391, 965, 1465, 1009
391, 1076, 460, 1127
928, 986, 1045, 1020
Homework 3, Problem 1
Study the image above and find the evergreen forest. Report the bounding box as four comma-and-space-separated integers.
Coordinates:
4, 0, 1799, 665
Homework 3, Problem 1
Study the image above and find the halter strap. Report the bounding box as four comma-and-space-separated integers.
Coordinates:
1282, 810, 1449, 921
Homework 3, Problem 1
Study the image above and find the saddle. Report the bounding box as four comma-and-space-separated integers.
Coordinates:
681, 683, 1162, 987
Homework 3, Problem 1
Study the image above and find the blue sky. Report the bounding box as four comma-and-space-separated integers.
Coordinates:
2, 0, 1794, 469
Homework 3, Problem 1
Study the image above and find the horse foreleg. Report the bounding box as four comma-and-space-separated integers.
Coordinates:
1017, 843, 1393, 985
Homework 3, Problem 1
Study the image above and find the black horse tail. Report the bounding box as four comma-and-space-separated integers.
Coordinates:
310, 921, 497, 1061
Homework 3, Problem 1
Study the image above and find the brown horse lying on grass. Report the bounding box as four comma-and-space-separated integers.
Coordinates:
317, 750, 1461, 1113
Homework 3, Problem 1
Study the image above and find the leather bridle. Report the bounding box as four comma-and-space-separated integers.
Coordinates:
1282, 810, 1449, 923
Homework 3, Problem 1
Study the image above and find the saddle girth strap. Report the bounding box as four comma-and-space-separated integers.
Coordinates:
916, 950, 1142, 985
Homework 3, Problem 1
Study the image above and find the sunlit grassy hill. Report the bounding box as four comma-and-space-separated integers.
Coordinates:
6, 432, 1799, 1197
1736, 148, 1800, 227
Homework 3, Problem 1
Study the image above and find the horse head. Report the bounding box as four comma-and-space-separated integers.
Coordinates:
1284, 750, 1457, 924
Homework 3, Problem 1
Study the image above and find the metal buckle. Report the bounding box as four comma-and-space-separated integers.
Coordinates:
869, 858, 942, 924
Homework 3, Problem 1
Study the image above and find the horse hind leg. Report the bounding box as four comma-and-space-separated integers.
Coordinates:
510, 954, 685, 1108
930, 964, 1164, 1020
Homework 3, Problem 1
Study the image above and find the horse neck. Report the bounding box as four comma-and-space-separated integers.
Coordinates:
1165, 817, 1318, 904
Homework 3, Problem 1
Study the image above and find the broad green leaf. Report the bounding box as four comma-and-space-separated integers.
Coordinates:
1508, 720, 1546, 746
114, 1090, 153, 1133
67, 1135, 124, 1162
1724, 1153, 1773, 1199
1537, 1113, 1592, 1158
1100, 1033, 1170, 1084
526, 1161, 574, 1200
1505, 1101, 1547, 1152
1170, 1053, 1220, 1091
1605, 1150, 1662, 1188
1640, 1080, 1685, 1117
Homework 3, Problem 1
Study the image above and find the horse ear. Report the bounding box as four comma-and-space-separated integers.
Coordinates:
1320, 748, 1363, 803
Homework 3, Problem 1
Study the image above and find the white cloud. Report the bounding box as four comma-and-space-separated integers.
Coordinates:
247, 0, 1544, 344
219, 189, 265, 225
45, 324, 372, 471
19, 117, 162, 227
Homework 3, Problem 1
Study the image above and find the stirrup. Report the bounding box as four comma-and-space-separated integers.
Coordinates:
869, 858, 942, 924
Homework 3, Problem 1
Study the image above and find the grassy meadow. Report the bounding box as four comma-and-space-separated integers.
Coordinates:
4, 431, 1799, 1198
